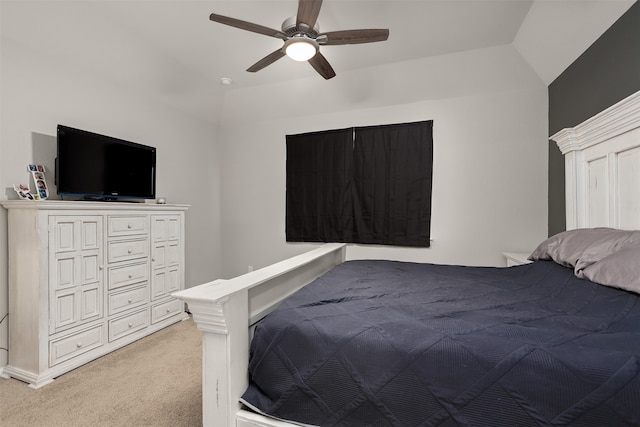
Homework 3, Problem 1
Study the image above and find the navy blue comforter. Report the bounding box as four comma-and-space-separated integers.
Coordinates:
241, 260, 640, 426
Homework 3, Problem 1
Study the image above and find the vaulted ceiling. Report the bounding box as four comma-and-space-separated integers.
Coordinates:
1, 0, 635, 123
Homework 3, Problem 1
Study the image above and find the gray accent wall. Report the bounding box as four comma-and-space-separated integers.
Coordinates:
548, 1, 640, 236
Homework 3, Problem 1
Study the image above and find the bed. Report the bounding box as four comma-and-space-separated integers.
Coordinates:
174, 90, 640, 427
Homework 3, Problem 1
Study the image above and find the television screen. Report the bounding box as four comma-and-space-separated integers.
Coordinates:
56, 125, 156, 200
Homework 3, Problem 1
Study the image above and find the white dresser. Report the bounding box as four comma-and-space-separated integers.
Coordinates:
0, 200, 189, 388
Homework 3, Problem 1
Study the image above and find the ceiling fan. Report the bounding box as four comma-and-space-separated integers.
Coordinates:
209, 0, 389, 80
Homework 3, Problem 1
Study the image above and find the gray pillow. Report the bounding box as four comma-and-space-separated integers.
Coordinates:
575, 230, 640, 277
528, 228, 636, 272
582, 243, 640, 294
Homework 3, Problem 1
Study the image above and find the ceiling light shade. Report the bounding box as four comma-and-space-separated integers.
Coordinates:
284, 37, 318, 61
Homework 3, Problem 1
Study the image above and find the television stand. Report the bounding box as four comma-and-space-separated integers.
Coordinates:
0, 200, 189, 388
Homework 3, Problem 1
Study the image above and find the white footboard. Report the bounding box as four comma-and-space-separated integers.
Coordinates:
173, 243, 347, 427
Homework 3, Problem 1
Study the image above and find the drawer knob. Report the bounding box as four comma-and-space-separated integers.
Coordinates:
128, 298, 133, 303
128, 224, 132, 229
77, 342, 83, 348
166, 308, 171, 313
128, 273, 133, 278
127, 249, 132, 254
128, 323, 133, 328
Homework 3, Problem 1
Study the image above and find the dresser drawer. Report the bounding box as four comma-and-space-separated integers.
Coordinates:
108, 261, 149, 290
108, 238, 148, 263
151, 298, 183, 324
49, 324, 105, 367
109, 309, 149, 342
108, 215, 149, 237
108, 284, 149, 315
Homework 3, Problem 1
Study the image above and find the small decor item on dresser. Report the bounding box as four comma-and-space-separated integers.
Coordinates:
13, 184, 35, 200
28, 164, 49, 200
157, 197, 166, 204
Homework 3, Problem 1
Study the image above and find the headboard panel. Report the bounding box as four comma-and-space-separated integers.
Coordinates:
552, 91, 640, 230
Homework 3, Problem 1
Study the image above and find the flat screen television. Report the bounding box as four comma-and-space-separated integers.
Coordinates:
56, 125, 156, 200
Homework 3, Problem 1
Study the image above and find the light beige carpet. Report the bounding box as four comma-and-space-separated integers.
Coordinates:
0, 317, 202, 427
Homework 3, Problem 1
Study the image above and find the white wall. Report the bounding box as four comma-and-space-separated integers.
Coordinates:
0, 34, 222, 367
0, 120, 6, 370
219, 45, 549, 278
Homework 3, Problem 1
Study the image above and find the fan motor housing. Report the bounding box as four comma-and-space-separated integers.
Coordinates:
281, 16, 319, 37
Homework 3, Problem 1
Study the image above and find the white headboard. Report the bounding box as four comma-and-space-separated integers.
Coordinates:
552, 90, 640, 231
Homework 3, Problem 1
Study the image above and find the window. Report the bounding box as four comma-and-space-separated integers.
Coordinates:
286, 120, 433, 247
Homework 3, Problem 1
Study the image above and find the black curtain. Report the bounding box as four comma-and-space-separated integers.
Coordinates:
286, 128, 354, 242
286, 120, 433, 247
353, 121, 433, 246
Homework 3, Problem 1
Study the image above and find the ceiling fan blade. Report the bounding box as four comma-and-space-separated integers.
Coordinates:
210, 13, 288, 40
297, 0, 323, 29
308, 52, 336, 80
247, 49, 286, 72
318, 29, 389, 45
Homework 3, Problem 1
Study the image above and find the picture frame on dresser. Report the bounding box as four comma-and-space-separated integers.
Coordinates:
0, 200, 189, 389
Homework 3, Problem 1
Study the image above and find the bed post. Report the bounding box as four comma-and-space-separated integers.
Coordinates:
179, 284, 250, 427
174, 243, 347, 427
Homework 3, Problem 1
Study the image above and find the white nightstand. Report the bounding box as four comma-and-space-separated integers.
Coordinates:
503, 252, 532, 267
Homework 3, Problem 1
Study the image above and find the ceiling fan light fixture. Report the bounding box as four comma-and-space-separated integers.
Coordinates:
284, 37, 318, 61
209, 2, 389, 79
